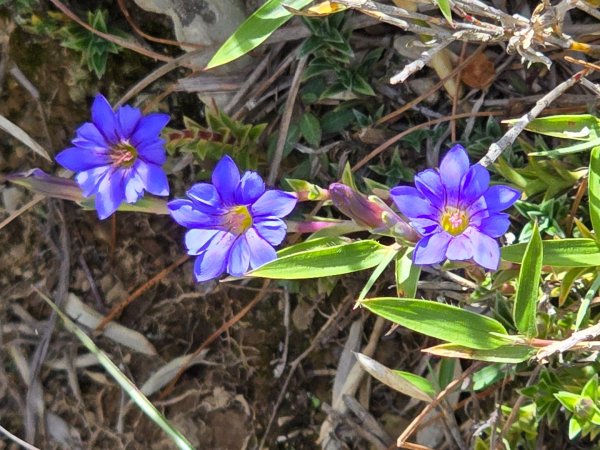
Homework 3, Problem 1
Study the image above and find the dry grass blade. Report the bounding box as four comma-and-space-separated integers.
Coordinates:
64, 293, 157, 355
0, 425, 41, 450
0, 194, 44, 231
0, 114, 51, 161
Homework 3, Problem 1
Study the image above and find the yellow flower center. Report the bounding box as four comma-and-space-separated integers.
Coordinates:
110, 141, 137, 167
224, 205, 253, 235
440, 207, 469, 236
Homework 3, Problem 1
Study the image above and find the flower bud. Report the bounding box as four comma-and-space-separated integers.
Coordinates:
328, 183, 418, 241
6, 169, 84, 202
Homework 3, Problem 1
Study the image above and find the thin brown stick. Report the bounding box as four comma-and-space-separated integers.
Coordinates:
494, 366, 542, 450
451, 42, 468, 142
116, 0, 205, 49
566, 178, 588, 236
377, 45, 486, 126
0, 194, 44, 231
352, 110, 501, 172
396, 362, 483, 447
49, 0, 173, 63
267, 55, 308, 185
479, 68, 589, 167
160, 279, 272, 398
115, 50, 203, 108
94, 254, 189, 333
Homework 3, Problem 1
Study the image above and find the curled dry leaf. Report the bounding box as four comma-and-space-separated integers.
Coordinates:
461, 52, 496, 89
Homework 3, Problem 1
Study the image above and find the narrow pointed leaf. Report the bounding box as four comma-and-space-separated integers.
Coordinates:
248, 240, 393, 279
206, 0, 312, 69
357, 246, 399, 302
395, 249, 420, 298
355, 352, 434, 402
359, 297, 509, 349
502, 239, 600, 267
589, 146, 600, 238
35, 290, 195, 450
423, 344, 534, 363
513, 222, 542, 337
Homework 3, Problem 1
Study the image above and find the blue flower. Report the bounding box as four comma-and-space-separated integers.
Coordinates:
390, 144, 520, 270
168, 156, 297, 282
55, 94, 170, 219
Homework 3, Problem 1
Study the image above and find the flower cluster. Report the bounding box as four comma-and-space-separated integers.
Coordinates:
390, 145, 520, 270
56, 94, 170, 219
168, 156, 297, 282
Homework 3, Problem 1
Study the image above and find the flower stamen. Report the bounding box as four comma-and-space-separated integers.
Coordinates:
110, 141, 137, 167
224, 205, 253, 235
440, 207, 469, 236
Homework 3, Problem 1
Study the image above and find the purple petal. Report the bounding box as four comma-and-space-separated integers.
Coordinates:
483, 185, 520, 213
459, 164, 490, 206
115, 105, 142, 139
192, 232, 237, 282
439, 145, 470, 206
465, 228, 500, 270
72, 123, 109, 149
94, 169, 125, 219
124, 169, 145, 203
251, 190, 297, 218
130, 113, 170, 147
91, 94, 118, 143
478, 213, 511, 238
446, 234, 473, 261
75, 166, 111, 197
138, 142, 167, 165
390, 186, 439, 219
414, 169, 445, 209
410, 217, 441, 236
212, 155, 240, 205
235, 171, 266, 204
56, 147, 111, 171
187, 183, 224, 212
227, 235, 251, 276
253, 217, 287, 246
135, 161, 169, 196
245, 227, 277, 269
185, 229, 220, 255
413, 231, 452, 265
168, 198, 223, 228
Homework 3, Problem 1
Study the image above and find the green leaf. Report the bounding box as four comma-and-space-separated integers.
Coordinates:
395, 250, 420, 298
513, 222, 542, 337
35, 290, 195, 450
528, 137, 600, 157
472, 364, 507, 391
248, 240, 394, 279
502, 239, 600, 267
354, 352, 434, 402
506, 114, 600, 141
555, 391, 581, 412
575, 272, 600, 330
320, 107, 355, 134
206, 0, 312, 69
559, 267, 588, 306
589, 146, 600, 238
357, 246, 399, 302
569, 417, 583, 439
436, 0, 453, 24
276, 236, 349, 257
359, 298, 509, 349
299, 112, 322, 147
423, 343, 534, 363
